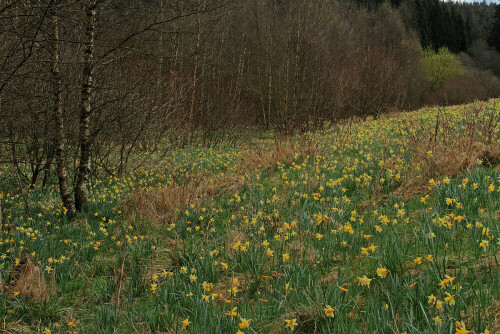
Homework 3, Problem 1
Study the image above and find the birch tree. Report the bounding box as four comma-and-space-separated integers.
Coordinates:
75, 0, 97, 213
51, 0, 76, 216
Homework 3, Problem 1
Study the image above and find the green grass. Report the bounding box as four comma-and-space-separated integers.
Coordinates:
1, 100, 499, 333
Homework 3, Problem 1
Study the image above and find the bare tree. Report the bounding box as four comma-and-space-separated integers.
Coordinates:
0, 0, 438, 220
52, 0, 76, 216
75, 0, 98, 213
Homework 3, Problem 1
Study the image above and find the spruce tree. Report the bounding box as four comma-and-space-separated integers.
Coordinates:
488, 4, 500, 52
415, 0, 432, 48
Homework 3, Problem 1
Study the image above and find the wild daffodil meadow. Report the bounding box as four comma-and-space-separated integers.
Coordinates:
1, 100, 500, 334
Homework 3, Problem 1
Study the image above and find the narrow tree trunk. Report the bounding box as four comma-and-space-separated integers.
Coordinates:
267, 57, 272, 129
257, 57, 267, 129
29, 166, 40, 189
187, 6, 201, 144
75, 0, 97, 213
41, 154, 52, 188
292, 10, 301, 125
158, 0, 165, 83
52, 2, 76, 217
283, 6, 292, 133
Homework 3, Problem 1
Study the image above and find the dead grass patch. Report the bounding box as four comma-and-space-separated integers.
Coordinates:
321, 267, 340, 285
226, 227, 248, 254
3, 253, 52, 302
144, 241, 182, 280
394, 103, 500, 198
413, 139, 500, 178
239, 135, 323, 172
0, 321, 32, 333
119, 173, 244, 225
487, 299, 500, 332
395, 138, 500, 198
462, 293, 500, 333
288, 240, 317, 266
266, 305, 319, 334
74, 218, 90, 228
212, 272, 247, 301
356, 200, 377, 211
240, 141, 295, 171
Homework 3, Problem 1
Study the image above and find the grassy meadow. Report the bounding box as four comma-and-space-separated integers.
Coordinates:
1, 100, 500, 333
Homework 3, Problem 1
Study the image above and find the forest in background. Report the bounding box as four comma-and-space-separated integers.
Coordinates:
1, 0, 500, 213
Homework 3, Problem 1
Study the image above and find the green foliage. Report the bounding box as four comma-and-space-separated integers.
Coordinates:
424, 47, 463, 90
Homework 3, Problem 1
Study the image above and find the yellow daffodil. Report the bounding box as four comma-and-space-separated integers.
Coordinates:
324, 306, 336, 318
239, 318, 250, 329
455, 321, 470, 334
376, 268, 389, 278
225, 307, 239, 319
444, 293, 455, 305
181, 317, 190, 327
356, 275, 372, 287
285, 318, 298, 331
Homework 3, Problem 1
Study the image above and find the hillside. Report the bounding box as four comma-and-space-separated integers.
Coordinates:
1, 100, 499, 333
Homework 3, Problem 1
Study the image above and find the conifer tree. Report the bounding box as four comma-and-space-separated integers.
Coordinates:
489, 4, 500, 52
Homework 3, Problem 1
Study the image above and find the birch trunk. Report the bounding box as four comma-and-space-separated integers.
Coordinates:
52, 3, 76, 217
75, 0, 97, 213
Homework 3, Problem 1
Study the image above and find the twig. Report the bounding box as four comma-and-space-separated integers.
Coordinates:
383, 286, 400, 334
113, 253, 127, 333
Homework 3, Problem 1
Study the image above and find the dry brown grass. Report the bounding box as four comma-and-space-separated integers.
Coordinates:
394, 104, 500, 198
288, 239, 317, 266
3, 253, 52, 302
119, 173, 244, 225
226, 227, 248, 254
0, 321, 32, 334
395, 138, 500, 198
143, 241, 181, 281
321, 267, 340, 285
459, 290, 500, 334
486, 299, 500, 333
240, 141, 295, 171
412, 139, 500, 179
356, 199, 378, 211
266, 305, 319, 334
212, 272, 247, 301
239, 135, 323, 172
